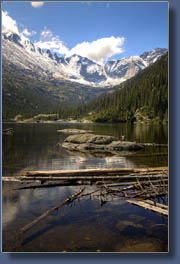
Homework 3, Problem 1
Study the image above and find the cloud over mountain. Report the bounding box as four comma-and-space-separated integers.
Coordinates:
21, 28, 37, 37
2, 10, 125, 65
35, 29, 68, 54
66, 37, 125, 65
2, 10, 19, 34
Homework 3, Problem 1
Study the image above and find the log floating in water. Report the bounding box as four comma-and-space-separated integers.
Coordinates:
142, 143, 168, 147
24, 167, 168, 177
143, 199, 168, 209
14, 181, 76, 190
17, 174, 168, 182
127, 199, 168, 216
2, 167, 168, 184
20, 188, 84, 233
106, 179, 168, 187
2, 177, 21, 182
22, 167, 168, 183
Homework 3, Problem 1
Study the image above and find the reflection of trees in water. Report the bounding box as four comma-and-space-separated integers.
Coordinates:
2, 124, 67, 176
133, 123, 168, 144
88, 123, 168, 144
2, 123, 168, 177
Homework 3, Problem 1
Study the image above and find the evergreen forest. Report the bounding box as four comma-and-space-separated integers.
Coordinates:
65, 52, 168, 123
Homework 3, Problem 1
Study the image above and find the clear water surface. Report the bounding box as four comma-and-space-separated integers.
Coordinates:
2, 122, 168, 252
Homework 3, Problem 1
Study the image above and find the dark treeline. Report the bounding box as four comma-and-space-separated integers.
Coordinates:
63, 52, 168, 123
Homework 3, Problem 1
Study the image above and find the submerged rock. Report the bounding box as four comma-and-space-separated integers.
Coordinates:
62, 133, 144, 153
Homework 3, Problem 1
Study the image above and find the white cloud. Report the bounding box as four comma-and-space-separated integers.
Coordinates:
31, 2, 44, 8
21, 28, 37, 37
35, 33, 125, 64
35, 29, 69, 54
2, 11, 125, 65
66, 37, 125, 64
2, 10, 37, 39
2, 10, 19, 34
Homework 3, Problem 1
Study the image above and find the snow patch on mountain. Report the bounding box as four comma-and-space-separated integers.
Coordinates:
2, 31, 167, 88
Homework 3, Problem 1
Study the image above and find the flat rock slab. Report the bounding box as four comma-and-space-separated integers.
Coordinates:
62, 133, 144, 153
57, 129, 93, 134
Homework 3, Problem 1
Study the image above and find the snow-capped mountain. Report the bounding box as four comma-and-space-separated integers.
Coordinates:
2, 31, 167, 88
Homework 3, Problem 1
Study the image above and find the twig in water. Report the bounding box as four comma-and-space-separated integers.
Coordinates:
19, 188, 85, 234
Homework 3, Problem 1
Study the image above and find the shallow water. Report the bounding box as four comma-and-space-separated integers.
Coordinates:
2, 122, 168, 252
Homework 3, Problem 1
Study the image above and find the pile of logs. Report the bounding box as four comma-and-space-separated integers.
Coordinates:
5, 167, 167, 239
3, 167, 167, 184
3, 167, 168, 217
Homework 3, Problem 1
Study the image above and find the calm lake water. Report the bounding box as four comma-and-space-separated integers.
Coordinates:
2, 122, 168, 252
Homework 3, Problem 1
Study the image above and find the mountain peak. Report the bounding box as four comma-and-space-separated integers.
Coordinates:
3, 32, 23, 48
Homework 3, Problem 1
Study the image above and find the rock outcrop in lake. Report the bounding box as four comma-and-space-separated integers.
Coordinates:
62, 133, 144, 153
57, 129, 93, 134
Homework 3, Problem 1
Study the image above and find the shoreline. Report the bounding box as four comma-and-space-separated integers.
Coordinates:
2, 119, 94, 124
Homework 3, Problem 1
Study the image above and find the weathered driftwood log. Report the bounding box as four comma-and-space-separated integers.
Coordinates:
127, 199, 168, 216
143, 199, 168, 209
18, 175, 168, 183
105, 179, 168, 187
2, 167, 168, 184
142, 143, 168, 147
3, 167, 168, 190
14, 181, 76, 190
24, 167, 168, 177
2, 177, 21, 182
20, 188, 84, 233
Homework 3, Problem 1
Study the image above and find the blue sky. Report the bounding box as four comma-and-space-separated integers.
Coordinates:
2, 1, 168, 64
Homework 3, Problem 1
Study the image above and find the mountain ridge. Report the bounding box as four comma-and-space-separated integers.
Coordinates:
2, 31, 167, 87
2, 30, 167, 119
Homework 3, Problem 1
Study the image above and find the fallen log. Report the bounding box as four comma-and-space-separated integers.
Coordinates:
20, 188, 84, 233
138, 192, 168, 199
103, 184, 135, 193
2, 177, 22, 182
14, 181, 76, 190
127, 199, 168, 216
144, 199, 168, 209
142, 143, 168, 147
24, 167, 168, 177
106, 179, 168, 187
17, 174, 168, 182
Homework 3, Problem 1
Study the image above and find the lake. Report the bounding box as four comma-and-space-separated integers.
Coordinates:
2, 122, 168, 252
